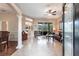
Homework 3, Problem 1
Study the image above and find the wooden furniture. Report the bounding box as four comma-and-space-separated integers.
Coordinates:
22, 31, 28, 41
0, 31, 10, 51
54, 32, 62, 42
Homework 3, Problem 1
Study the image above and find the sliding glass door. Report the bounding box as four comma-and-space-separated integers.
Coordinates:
38, 22, 53, 35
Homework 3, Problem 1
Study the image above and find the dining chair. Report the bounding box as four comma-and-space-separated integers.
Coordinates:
0, 31, 10, 52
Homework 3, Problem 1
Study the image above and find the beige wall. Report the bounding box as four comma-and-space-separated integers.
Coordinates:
0, 13, 18, 41
2, 21, 8, 31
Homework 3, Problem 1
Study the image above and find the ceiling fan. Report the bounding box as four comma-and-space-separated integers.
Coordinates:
43, 9, 57, 16
48, 9, 56, 15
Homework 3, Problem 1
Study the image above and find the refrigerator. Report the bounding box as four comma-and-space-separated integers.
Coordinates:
74, 3, 79, 56
63, 3, 74, 56
64, 3, 79, 56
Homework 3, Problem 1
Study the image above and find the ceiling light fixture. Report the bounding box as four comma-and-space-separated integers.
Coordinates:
25, 22, 32, 26
25, 17, 33, 22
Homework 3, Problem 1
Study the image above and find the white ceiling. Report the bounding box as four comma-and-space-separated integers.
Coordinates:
0, 3, 63, 19
16, 3, 63, 19
0, 3, 16, 14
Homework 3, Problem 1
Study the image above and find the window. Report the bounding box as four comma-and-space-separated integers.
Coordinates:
38, 22, 53, 32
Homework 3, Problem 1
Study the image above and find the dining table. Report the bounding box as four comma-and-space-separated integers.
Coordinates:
46, 34, 54, 41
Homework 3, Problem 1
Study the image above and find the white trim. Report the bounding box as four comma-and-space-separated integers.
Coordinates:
16, 14, 23, 49
10, 3, 22, 14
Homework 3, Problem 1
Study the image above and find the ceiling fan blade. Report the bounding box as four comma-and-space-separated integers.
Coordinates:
52, 11, 56, 13
52, 13, 56, 15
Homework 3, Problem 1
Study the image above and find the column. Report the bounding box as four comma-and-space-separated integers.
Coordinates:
16, 14, 23, 49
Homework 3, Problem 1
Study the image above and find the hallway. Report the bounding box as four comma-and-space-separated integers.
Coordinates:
12, 36, 62, 56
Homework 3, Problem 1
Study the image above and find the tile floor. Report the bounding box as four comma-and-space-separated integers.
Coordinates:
12, 36, 62, 56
